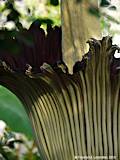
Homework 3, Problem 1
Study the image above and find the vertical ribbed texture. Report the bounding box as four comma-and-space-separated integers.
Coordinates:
0, 37, 119, 159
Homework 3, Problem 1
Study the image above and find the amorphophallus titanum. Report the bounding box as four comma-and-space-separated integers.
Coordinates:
0, 1, 120, 160
0, 22, 120, 159
61, 0, 101, 72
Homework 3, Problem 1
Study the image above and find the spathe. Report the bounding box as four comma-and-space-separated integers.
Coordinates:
0, 21, 62, 73
0, 27, 120, 159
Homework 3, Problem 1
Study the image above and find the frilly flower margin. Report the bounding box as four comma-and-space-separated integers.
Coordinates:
0, 24, 120, 160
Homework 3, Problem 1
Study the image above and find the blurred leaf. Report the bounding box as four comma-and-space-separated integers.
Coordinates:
7, 9, 20, 22
102, 12, 120, 24
100, 0, 110, 7
33, 18, 54, 26
50, 0, 59, 6
88, 6, 100, 18
0, 86, 33, 138
5, 1, 14, 10
76, 0, 82, 3
7, 139, 23, 149
42, 18, 54, 25
15, 21, 23, 30
109, 5, 117, 11
0, 142, 17, 160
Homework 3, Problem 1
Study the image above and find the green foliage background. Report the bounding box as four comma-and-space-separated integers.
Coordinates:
0, 86, 33, 137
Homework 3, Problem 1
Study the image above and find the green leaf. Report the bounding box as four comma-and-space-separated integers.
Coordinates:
7, 9, 20, 22
50, 0, 59, 6
88, 6, 100, 18
0, 86, 33, 138
100, 0, 110, 7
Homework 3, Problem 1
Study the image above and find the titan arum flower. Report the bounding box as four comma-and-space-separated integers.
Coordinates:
0, 1, 120, 159
0, 19, 120, 159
